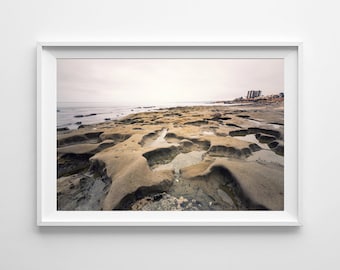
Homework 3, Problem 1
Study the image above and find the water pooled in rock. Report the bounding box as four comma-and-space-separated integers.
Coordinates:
235, 134, 270, 150
247, 149, 284, 166
149, 128, 169, 147
247, 119, 263, 126
153, 150, 206, 173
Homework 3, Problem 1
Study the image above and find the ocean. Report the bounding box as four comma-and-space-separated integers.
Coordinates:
57, 101, 218, 129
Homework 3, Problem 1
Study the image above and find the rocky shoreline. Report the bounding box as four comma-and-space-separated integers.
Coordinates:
57, 101, 284, 211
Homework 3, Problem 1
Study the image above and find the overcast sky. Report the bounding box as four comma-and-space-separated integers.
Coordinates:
57, 58, 283, 105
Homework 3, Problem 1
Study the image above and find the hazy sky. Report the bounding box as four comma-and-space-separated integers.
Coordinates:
57, 58, 283, 105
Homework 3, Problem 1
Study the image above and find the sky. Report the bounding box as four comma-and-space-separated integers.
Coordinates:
57, 58, 283, 105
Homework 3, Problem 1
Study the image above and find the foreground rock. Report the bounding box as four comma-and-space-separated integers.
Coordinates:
91, 151, 174, 210
181, 158, 283, 210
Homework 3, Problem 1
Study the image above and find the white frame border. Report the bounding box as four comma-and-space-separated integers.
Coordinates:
37, 42, 302, 226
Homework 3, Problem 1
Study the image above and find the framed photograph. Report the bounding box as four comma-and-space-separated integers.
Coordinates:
37, 42, 302, 226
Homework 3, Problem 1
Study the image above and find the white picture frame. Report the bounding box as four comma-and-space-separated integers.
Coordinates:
37, 42, 302, 226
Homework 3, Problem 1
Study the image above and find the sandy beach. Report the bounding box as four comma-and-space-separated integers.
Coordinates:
57, 100, 284, 211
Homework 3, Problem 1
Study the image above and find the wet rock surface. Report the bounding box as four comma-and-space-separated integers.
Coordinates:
57, 173, 111, 210
131, 193, 215, 211
57, 102, 284, 210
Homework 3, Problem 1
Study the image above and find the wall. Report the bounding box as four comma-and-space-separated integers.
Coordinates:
1, 0, 339, 269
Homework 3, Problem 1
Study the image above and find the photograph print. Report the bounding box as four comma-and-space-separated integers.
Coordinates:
56, 58, 284, 211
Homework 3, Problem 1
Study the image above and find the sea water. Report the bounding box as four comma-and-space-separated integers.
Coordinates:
57, 102, 150, 129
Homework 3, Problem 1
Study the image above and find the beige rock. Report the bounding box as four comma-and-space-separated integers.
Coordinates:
58, 140, 115, 155
181, 158, 283, 210
57, 101, 285, 211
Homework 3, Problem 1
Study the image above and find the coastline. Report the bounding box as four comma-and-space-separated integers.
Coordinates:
57, 101, 251, 130
57, 101, 284, 211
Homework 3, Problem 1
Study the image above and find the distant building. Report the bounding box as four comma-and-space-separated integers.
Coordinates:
246, 90, 262, 99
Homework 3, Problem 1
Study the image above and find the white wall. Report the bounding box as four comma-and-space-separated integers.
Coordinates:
1, 0, 339, 269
